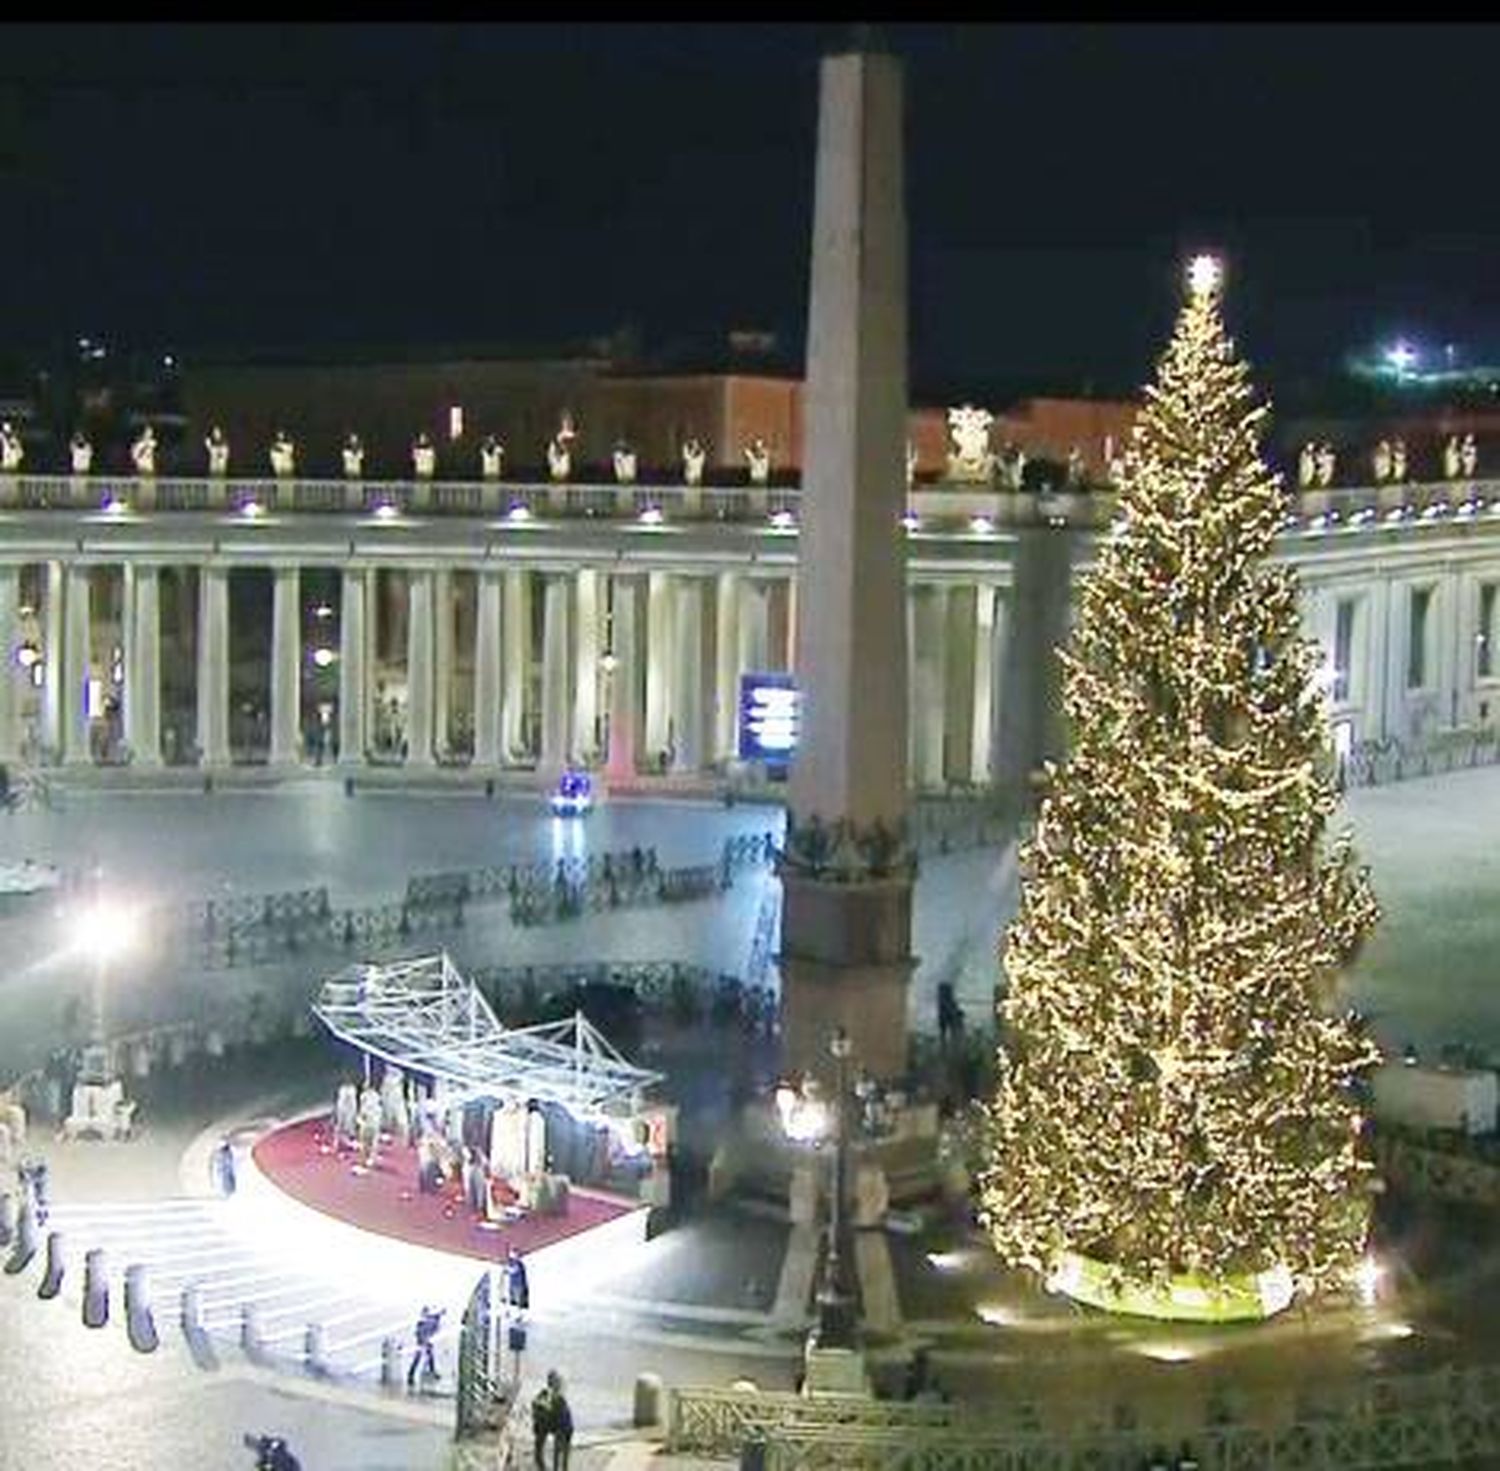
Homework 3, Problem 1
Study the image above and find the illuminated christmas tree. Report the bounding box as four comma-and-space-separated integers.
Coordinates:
980, 257, 1381, 1321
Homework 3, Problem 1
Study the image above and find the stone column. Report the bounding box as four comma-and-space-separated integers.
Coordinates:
671, 576, 705, 772
970, 583, 998, 785
501, 568, 529, 760
572, 568, 601, 761
911, 584, 948, 790
127, 565, 162, 767
786, 574, 799, 675
714, 571, 742, 762
196, 565, 230, 766
539, 573, 571, 772
405, 569, 435, 766
42, 561, 64, 759
338, 567, 368, 766
433, 569, 453, 758
0, 564, 20, 765
473, 568, 503, 767
994, 525, 1079, 803
944, 586, 976, 785
63, 564, 93, 765
606, 574, 640, 780
738, 579, 770, 677
270, 566, 301, 766
767, 579, 792, 673
782, 46, 913, 1081
644, 570, 674, 764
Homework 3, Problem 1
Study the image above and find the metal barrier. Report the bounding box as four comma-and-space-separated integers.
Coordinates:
470, 960, 775, 1031
667, 1366, 1500, 1469
1344, 731, 1500, 790
1374, 1134, 1500, 1208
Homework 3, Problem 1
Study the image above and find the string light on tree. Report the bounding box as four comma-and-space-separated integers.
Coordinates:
978, 255, 1382, 1322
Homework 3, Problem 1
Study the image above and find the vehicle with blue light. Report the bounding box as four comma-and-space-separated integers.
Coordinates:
549, 769, 594, 817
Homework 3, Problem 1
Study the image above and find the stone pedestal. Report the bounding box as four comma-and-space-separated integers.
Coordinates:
803, 1341, 870, 1398
781, 872, 914, 1081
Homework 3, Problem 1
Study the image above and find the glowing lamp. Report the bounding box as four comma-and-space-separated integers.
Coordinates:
240, 500, 264, 520
969, 514, 995, 535
637, 506, 664, 526
506, 503, 533, 524
769, 509, 796, 531
373, 502, 400, 522
900, 512, 921, 532
311, 648, 336, 669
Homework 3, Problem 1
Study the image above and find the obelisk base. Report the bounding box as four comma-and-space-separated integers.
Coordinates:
780, 872, 915, 1081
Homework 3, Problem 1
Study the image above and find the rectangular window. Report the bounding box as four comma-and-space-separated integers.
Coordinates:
1480, 583, 1497, 680
1407, 587, 1432, 690
1333, 599, 1355, 703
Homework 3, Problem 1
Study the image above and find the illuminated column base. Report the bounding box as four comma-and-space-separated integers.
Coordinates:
1044, 1250, 1294, 1323
780, 873, 914, 1081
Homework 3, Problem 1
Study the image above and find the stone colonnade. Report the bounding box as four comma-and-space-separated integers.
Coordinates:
0, 558, 1009, 781
4, 548, 1495, 775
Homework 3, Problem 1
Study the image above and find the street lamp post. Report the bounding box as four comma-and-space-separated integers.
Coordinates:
815, 1027, 858, 1349
80, 899, 137, 1080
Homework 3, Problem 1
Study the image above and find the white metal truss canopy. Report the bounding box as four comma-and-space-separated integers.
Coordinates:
312, 951, 662, 1119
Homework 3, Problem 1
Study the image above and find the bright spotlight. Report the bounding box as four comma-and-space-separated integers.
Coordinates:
78, 902, 138, 962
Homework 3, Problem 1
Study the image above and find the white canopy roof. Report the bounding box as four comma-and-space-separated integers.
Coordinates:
312, 951, 662, 1119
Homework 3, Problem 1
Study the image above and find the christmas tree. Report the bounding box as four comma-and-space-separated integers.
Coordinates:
980, 257, 1381, 1320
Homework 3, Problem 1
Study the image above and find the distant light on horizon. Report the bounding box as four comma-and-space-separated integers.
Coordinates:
1385, 341, 1417, 374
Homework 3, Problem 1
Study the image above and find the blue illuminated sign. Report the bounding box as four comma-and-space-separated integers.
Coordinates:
738, 673, 800, 765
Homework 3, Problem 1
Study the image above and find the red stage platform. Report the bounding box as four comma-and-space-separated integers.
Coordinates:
251, 1115, 638, 1264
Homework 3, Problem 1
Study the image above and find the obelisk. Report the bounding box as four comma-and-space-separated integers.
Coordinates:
781, 41, 913, 1081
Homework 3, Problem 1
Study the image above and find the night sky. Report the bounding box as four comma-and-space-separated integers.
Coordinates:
3, 23, 1498, 400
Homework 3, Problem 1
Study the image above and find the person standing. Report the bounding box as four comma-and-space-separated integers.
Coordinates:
406, 1305, 442, 1390
530, 1376, 555, 1470
548, 1371, 573, 1471
505, 1247, 530, 1312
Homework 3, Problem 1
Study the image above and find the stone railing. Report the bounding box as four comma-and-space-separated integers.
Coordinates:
667, 1364, 1500, 1469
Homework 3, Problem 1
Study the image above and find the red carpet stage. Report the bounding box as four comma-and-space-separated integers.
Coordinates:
252, 1115, 641, 1264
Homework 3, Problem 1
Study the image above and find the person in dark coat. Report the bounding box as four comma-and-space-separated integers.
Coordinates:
547, 1370, 573, 1471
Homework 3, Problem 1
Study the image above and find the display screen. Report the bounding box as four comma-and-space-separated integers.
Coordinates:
739, 673, 799, 765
